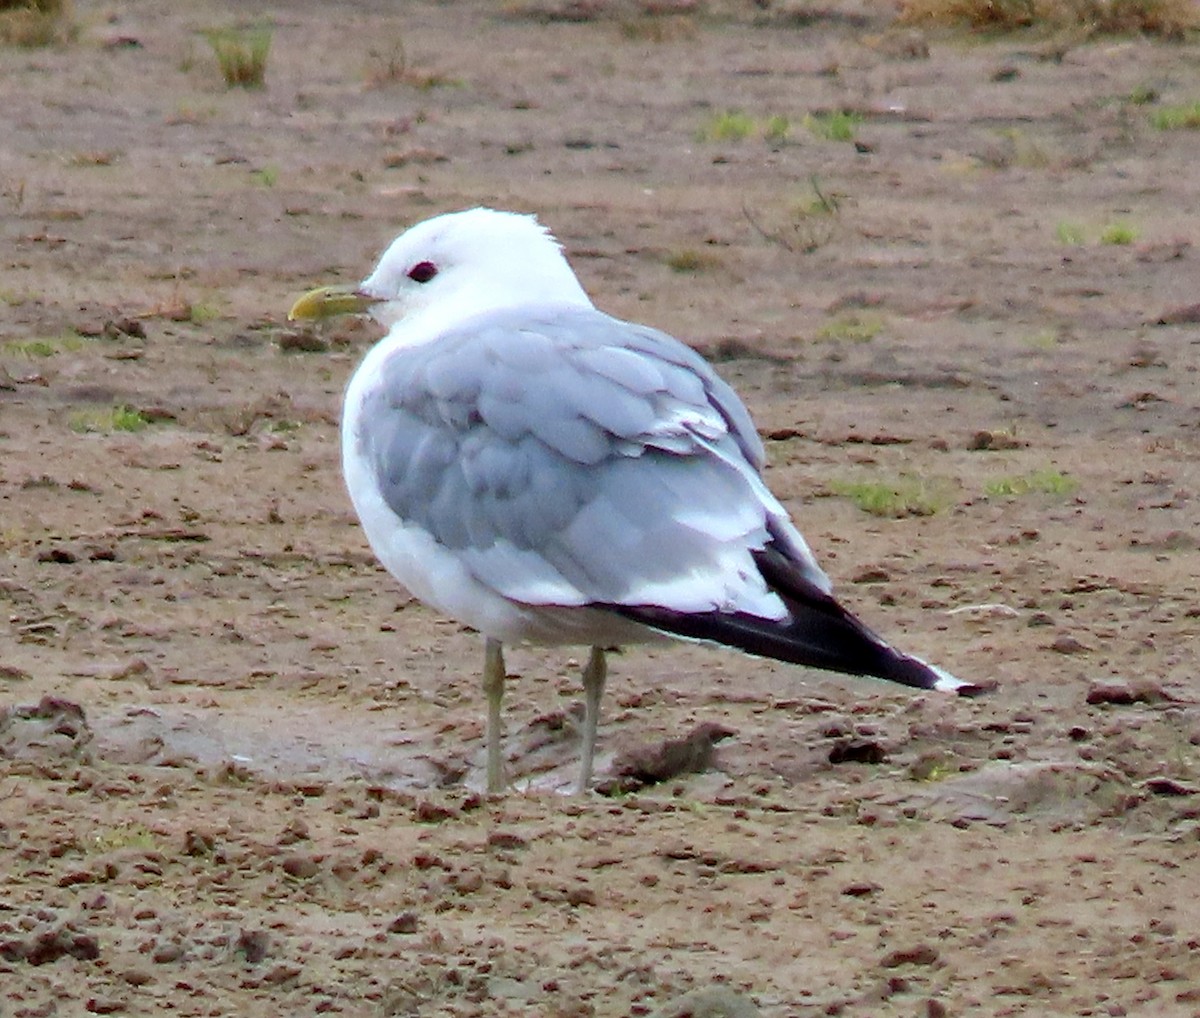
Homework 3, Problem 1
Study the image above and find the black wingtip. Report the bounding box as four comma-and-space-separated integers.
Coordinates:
607, 601, 983, 696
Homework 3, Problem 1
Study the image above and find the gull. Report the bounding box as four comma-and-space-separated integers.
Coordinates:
289, 207, 983, 793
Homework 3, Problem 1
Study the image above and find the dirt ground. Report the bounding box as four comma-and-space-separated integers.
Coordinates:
4, 1, 1200, 1015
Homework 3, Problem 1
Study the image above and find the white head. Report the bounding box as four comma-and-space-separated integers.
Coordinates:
358, 207, 592, 332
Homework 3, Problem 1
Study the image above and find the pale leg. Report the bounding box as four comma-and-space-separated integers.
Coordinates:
577, 645, 607, 793
483, 638, 506, 793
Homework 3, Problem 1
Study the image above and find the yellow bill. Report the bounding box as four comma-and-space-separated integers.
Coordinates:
288, 285, 375, 321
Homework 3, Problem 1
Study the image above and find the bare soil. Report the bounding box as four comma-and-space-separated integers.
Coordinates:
3, 2, 1200, 1015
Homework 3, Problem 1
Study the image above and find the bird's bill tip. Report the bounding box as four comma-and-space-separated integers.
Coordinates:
287, 285, 376, 322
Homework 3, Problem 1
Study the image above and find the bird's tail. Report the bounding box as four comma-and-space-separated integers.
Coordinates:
610, 542, 986, 697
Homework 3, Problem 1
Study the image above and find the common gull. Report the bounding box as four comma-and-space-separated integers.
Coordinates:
289, 207, 982, 793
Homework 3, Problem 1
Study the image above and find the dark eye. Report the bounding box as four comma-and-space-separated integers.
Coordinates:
407, 261, 438, 284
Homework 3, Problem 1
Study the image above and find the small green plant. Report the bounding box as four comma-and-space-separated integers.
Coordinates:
69, 405, 152, 434
995, 127, 1051, 169
112, 406, 151, 432
250, 165, 278, 187
696, 111, 793, 144
1055, 221, 1086, 245
815, 313, 884, 343
90, 823, 160, 853
1099, 221, 1138, 245
1150, 102, 1200, 130
793, 181, 841, 218
830, 476, 949, 517
4, 338, 56, 358
696, 110, 756, 143
909, 753, 958, 782
1054, 221, 1140, 247
205, 27, 271, 89
984, 468, 1077, 498
3, 331, 86, 358
1023, 327, 1061, 349
804, 111, 862, 143
763, 114, 791, 145
68, 411, 99, 433
1127, 84, 1159, 106
188, 302, 223, 325
741, 177, 844, 254
664, 248, 721, 273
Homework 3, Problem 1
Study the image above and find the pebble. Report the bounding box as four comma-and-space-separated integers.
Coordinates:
486, 830, 528, 850
452, 869, 485, 894
1049, 634, 1089, 655
387, 911, 420, 934
828, 738, 888, 765
277, 819, 310, 845
235, 929, 270, 964
565, 886, 597, 907
151, 939, 184, 964
1086, 679, 1167, 706
282, 854, 320, 879
881, 944, 939, 967
414, 799, 458, 823
263, 962, 302, 984
182, 829, 215, 857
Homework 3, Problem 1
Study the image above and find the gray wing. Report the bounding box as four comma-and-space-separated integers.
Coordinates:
355, 305, 830, 614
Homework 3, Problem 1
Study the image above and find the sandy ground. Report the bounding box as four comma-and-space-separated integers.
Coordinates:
4, 1, 1200, 1015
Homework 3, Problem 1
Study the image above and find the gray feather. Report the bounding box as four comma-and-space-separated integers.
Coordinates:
354, 306, 775, 606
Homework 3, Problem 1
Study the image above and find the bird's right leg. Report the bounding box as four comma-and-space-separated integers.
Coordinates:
483, 638, 506, 793
576, 645, 607, 794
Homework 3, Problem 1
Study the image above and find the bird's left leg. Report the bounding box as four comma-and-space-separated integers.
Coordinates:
577, 645, 607, 793
483, 638, 506, 793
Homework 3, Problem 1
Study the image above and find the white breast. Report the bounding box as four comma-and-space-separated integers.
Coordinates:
341, 355, 656, 649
